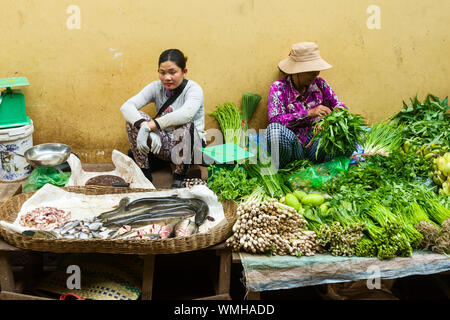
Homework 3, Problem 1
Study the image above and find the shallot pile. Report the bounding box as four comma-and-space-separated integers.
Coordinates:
226, 200, 316, 256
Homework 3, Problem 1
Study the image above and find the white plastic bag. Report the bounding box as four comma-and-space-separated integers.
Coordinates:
65, 149, 155, 189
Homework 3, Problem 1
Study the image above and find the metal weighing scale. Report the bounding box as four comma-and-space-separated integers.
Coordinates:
0, 77, 32, 129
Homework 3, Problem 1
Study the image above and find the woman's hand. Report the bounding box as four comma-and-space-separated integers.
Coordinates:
143, 120, 158, 131
136, 126, 151, 154
308, 105, 332, 118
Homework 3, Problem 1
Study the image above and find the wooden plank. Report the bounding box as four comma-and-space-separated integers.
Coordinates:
0, 183, 22, 205
0, 252, 15, 292
216, 249, 231, 295
141, 254, 156, 300
0, 291, 53, 300
194, 293, 231, 300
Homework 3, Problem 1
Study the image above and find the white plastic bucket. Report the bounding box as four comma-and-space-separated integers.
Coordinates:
0, 121, 34, 182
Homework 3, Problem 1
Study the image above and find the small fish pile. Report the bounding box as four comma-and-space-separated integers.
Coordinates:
19, 207, 72, 231
183, 178, 207, 188
53, 219, 107, 239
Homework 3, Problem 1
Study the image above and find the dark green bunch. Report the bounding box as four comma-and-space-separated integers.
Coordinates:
311, 108, 367, 159
362, 210, 412, 260
207, 165, 258, 201
355, 236, 377, 257
365, 204, 403, 236
393, 232, 413, 257
402, 225, 423, 249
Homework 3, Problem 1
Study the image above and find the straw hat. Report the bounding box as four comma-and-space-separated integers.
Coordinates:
278, 42, 332, 74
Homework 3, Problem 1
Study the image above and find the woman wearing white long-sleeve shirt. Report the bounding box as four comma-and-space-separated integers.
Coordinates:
120, 49, 205, 188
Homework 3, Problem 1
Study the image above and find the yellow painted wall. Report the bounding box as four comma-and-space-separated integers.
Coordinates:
1, 0, 449, 162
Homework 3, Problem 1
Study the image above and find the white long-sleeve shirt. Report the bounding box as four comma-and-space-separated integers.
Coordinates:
120, 80, 205, 140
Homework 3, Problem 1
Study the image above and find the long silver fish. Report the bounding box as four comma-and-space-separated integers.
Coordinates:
104, 211, 195, 229
101, 204, 199, 227
96, 197, 130, 220
126, 197, 209, 226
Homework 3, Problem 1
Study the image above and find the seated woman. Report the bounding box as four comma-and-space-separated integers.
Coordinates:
266, 42, 350, 169
120, 49, 205, 188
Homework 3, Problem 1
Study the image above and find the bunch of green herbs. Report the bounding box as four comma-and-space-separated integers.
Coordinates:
311, 108, 367, 159
207, 165, 257, 201
390, 94, 450, 147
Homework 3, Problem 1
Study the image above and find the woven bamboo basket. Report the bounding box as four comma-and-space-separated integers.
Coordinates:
0, 186, 238, 254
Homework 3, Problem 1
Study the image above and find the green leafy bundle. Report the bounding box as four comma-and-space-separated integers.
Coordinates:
391, 94, 450, 147
355, 236, 377, 257
207, 165, 257, 201
211, 102, 245, 147
361, 205, 413, 259
311, 108, 367, 159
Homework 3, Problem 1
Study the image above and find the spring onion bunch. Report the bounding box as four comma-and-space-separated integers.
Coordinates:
211, 102, 245, 148
425, 200, 450, 226
362, 120, 404, 156
243, 162, 291, 199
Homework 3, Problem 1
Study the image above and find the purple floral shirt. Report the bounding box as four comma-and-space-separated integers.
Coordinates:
267, 76, 347, 145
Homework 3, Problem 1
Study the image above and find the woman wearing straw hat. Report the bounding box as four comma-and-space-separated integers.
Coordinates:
266, 42, 350, 168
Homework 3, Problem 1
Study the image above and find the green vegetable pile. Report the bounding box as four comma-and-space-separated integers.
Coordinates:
214, 93, 450, 259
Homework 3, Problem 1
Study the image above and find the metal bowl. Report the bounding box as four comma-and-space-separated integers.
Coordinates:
24, 143, 72, 167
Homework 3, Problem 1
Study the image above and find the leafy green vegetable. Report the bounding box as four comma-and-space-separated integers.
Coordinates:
391, 94, 450, 147
207, 165, 257, 201
311, 108, 367, 159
